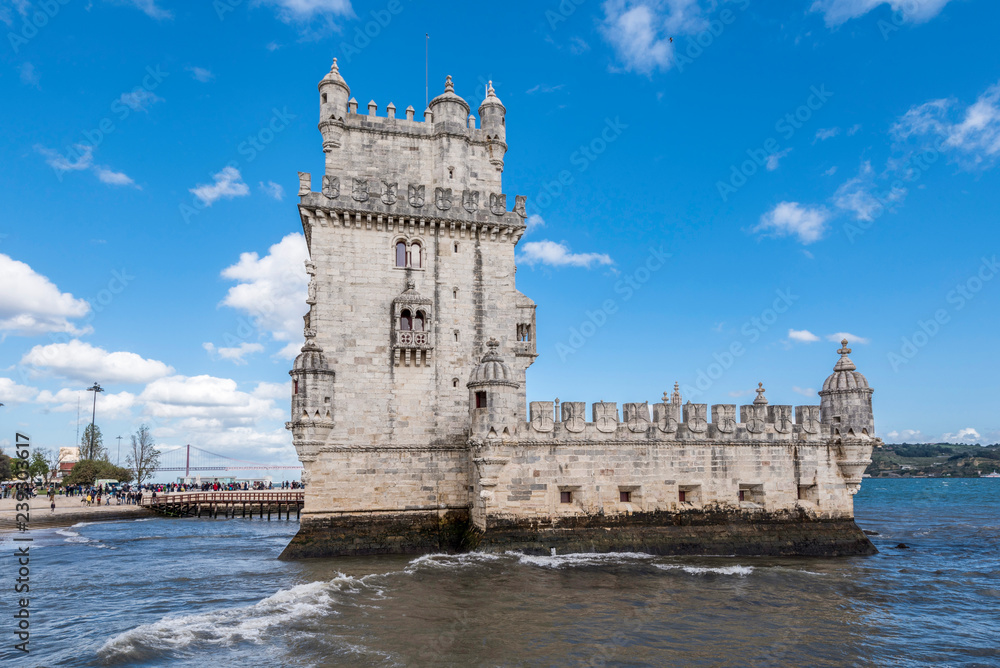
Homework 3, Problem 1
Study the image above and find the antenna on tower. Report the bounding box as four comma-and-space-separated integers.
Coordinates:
425, 33, 429, 110
76, 392, 81, 446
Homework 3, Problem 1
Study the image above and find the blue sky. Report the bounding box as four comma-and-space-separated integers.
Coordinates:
1, 0, 999, 475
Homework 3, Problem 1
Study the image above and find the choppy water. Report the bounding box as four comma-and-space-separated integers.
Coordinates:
2, 479, 999, 667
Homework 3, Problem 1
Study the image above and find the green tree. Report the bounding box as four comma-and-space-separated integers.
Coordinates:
80, 424, 107, 461
28, 450, 56, 484
0, 448, 12, 481
64, 459, 134, 486
126, 424, 160, 486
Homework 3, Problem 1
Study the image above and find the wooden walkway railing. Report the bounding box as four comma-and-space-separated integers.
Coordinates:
143, 491, 305, 520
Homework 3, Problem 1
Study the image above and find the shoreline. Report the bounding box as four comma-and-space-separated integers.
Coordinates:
0, 500, 154, 533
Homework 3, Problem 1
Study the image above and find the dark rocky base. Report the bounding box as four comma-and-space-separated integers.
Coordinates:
280, 507, 877, 559
279, 509, 470, 559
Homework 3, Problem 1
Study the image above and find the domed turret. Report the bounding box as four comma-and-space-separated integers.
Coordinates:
428, 75, 470, 129
478, 80, 507, 172
467, 338, 520, 438
318, 58, 350, 152
288, 334, 336, 444
819, 339, 874, 436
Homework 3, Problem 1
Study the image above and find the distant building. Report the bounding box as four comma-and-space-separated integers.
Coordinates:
56, 447, 80, 481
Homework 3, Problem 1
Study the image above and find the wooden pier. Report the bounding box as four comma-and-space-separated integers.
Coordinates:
142, 491, 304, 521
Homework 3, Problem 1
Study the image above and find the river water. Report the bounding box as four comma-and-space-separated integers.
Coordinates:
2, 478, 998, 667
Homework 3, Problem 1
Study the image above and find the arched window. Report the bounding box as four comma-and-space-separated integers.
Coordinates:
413, 311, 425, 332
395, 241, 406, 267
410, 242, 422, 269
400, 309, 412, 331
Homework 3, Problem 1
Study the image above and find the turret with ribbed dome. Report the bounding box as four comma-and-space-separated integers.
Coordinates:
428, 75, 470, 131
318, 57, 350, 152
478, 80, 507, 172
287, 333, 336, 453
819, 339, 875, 436
467, 338, 520, 439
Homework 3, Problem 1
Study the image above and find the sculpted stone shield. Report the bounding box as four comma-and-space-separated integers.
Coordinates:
462, 189, 479, 213
489, 192, 506, 215
684, 403, 708, 433
624, 403, 650, 433
514, 195, 527, 218
408, 184, 425, 207
713, 404, 736, 433
529, 401, 554, 433
352, 177, 369, 202
593, 402, 618, 433
772, 405, 793, 434
798, 406, 820, 434
653, 403, 679, 433
435, 187, 452, 210
562, 402, 586, 433
381, 181, 397, 205
322, 175, 340, 199
743, 405, 766, 434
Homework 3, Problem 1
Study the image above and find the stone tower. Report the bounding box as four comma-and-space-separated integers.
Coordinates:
284, 60, 535, 554
819, 339, 875, 437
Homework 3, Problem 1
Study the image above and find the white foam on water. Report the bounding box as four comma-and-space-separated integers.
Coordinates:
509, 551, 656, 569
97, 573, 366, 659
55, 525, 113, 549
655, 564, 754, 576
405, 552, 503, 572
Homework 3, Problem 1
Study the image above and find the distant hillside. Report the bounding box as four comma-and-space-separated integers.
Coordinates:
867, 442, 1000, 478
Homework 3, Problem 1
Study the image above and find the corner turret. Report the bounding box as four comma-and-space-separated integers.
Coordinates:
467, 338, 520, 440
819, 339, 874, 437
429, 75, 471, 132
478, 80, 507, 172
318, 58, 350, 152
287, 333, 336, 457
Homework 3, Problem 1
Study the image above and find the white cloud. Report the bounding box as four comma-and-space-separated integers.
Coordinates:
885, 428, 924, 442
815, 127, 840, 141
0, 377, 37, 403
220, 233, 309, 354
766, 148, 793, 171
119, 87, 162, 112
525, 214, 545, 235
569, 37, 591, 55
892, 81, 1000, 168
260, 180, 285, 200
36, 387, 136, 419
118, 0, 173, 20
848, 123, 862, 135
203, 341, 266, 365
187, 66, 214, 83
517, 240, 614, 269
19, 62, 40, 88
826, 332, 870, 344
600, 0, 707, 75
0, 254, 91, 336
810, 0, 955, 27
823, 166, 838, 176
190, 167, 250, 206
95, 166, 137, 187
754, 202, 830, 244
139, 375, 284, 422
258, 0, 354, 22
21, 340, 174, 384
792, 386, 816, 397
832, 161, 906, 221
941, 427, 981, 443
728, 389, 753, 398
788, 329, 820, 343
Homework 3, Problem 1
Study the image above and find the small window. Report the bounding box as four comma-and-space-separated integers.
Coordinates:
395, 241, 406, 267
454, 331, 459, 342
413, 311, 425, 332
321, 93, 328, 104
400, 309, 412, 331
452, 378, 459, 388
410, 242, 422, 269
560, 491, 572, 504
620, 491, 631, 503
678, 490, 686, 503
739, 490, 746, 502
453, 288, 458, 299
453, 242, 459, 253
475, 391, 487, 408
293, 380, 299, 395
448, 167, 454, 179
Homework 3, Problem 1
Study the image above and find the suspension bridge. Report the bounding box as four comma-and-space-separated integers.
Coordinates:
155, 444, 302, 478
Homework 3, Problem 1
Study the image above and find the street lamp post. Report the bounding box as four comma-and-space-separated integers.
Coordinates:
116, 435, 123, 466
86, 383, 104, 460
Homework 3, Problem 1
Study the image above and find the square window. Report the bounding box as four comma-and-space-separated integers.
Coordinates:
475, 391, 487, 409
620, 491, 631, 503
739, 490, 746, 502
560, 491, 572, 504
678, 490, 686, 503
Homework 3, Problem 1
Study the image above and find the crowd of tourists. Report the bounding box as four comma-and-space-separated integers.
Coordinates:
139, 480, 304, 494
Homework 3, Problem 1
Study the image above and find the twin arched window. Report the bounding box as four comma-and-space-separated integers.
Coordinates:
399, 309, 425, 331
394, 240, 422, 269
